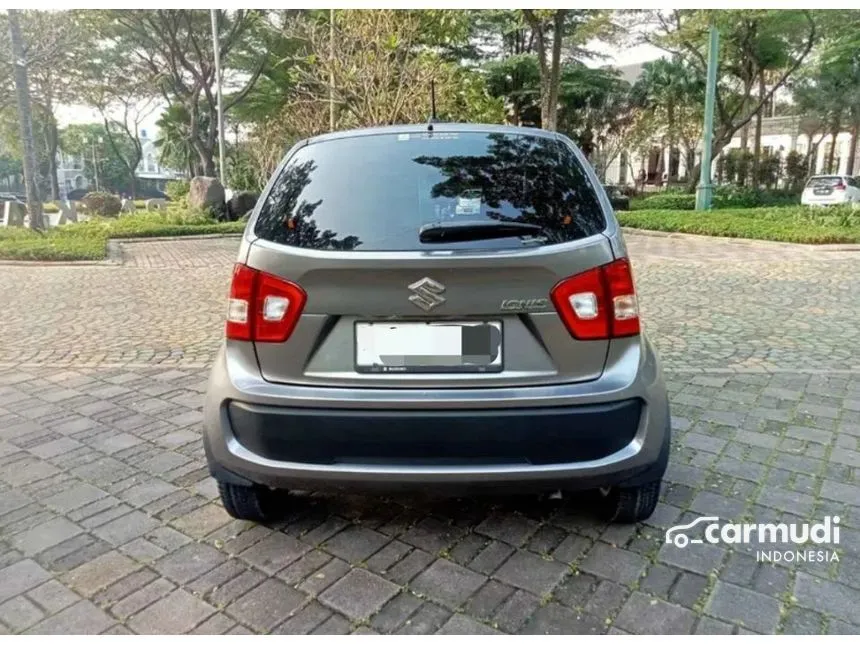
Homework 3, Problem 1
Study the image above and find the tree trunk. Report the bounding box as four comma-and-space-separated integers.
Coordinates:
847, 124, 858, 176
666, 103, 675, 182
512, 100, 522, 127
523, 9, 567, 132
201, 151, 216, 177
686, 146, 696, 182
545, 10, 566, 132
808, 143, 818, 176
8, 10, 43, 230
752, 72, 765, 187
827, 129, 839, 174
524, 11, 549, 130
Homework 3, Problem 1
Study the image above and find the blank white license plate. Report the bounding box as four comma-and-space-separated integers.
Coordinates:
355, 321, 503, 373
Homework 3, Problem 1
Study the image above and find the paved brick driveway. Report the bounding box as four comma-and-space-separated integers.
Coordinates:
0, 233, 858, 634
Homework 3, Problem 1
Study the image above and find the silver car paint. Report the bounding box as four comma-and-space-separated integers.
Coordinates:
204, 123, 669, 489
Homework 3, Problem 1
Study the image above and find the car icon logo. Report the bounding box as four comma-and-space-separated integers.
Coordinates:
408, 277, 446, 312
665, 516, 720, 548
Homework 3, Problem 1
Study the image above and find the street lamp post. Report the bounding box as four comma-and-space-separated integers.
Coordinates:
695, 25, 720, 211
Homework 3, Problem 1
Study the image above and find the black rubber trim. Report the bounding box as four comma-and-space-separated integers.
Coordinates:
226, 399, 642, 466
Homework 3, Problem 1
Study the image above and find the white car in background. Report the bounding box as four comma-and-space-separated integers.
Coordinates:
800, 175, 860, 207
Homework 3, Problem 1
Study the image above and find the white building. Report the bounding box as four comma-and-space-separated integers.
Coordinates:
57, 151, 88, 194
55, 128, 185, 197
135, 128, 186, 189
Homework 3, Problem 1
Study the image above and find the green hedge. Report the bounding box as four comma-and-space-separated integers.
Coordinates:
632, 187, 801, 211
619, 205, 860, 244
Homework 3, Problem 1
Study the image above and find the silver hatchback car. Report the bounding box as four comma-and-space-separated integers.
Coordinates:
203, 124, 671, 524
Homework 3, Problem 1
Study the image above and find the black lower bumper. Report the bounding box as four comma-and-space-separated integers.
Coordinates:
226, 399, 643, 467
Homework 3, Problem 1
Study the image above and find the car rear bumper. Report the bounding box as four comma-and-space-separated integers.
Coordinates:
202, 337, 671, 493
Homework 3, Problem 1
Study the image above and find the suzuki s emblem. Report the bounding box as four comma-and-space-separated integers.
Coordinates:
408, 277, 446, 311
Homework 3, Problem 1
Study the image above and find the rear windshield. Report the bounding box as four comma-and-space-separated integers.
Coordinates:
254, 131, 606, 251
806, 176, 843, 188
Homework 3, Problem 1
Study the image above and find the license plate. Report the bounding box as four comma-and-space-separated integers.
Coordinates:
355, 321, 503, 373
814, 188, 832, 195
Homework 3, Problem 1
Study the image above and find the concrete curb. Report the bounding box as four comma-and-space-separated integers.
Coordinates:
113, 233, 243, 244
0, 233, 243, 267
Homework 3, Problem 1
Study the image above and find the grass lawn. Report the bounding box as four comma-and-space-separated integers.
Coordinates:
618, 206, 860, 244
0, 210, 245, 261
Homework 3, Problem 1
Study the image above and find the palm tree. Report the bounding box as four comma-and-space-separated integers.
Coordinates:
7, 9, 43, 229
632, 57, 704, 185
154, 105, 206, 178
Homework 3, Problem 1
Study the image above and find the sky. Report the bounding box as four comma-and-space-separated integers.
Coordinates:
54, 40, 666, 134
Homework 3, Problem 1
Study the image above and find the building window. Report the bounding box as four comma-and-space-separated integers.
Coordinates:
74, 175, 85, 189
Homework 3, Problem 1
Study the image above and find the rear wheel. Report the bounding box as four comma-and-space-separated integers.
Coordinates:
218, 480, 286, 523
597, 479, 661, 523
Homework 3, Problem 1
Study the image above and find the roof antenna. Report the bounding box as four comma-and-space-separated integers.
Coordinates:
427, 79, 437, 131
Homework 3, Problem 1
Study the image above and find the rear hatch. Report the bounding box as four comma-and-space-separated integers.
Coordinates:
242, 129, 623, 389
803, 176, 848, 203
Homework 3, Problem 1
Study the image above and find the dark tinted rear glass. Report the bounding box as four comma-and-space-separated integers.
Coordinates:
806, 176, 843, 188
254, 131, 606, 251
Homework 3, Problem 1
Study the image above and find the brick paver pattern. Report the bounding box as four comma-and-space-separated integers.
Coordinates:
0, 232, 858, 635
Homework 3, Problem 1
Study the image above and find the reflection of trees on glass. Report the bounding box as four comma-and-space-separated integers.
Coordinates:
413, 133, 604, 242
255, 159, 362, 250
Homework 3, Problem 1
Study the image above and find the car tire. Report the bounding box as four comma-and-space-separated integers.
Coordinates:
218, 480, 285, 523
597, 479, 661, 523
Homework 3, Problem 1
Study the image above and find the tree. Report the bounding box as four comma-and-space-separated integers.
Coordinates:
154, 105, 206, 178
60, 123, 137, 193
0, 11, 90, 200
279, 10, 499, 129
522, 10, 567, 131
558, 64, 632, 160
484, 54, 541, 126
87, 10, 269, 177
6, 9, 42, 229
792, 56, 858, 175
522, 10, 617, 132
818, 33, 860, 175
632, 57, 704, 184
629, 9, 818, 186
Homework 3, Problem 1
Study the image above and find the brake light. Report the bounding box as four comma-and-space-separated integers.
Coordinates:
835, 182, 846, 191
226, 264, 307, 342
550, 258, 640, 340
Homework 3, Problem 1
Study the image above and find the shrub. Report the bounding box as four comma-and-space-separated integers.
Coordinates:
633, 186, 801, 211
619, 205, 860, 244
165, 180, 190, 202
784, 151, 808, 192
712, 186, 799, 209
81, 191, 121, 217
637, 192, 696, 210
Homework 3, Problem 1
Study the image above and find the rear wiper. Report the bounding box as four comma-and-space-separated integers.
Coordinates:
419, 220, 544, 243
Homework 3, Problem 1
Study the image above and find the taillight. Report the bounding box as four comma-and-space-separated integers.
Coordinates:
550, 258, 640, 340
226, 264, 307, 342
835, 182, 846, 191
